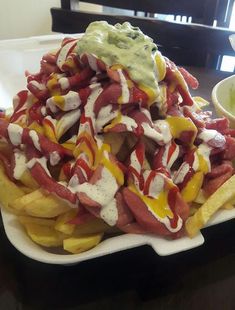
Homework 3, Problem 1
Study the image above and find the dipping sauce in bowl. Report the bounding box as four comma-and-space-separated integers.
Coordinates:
212, 75, 235, 128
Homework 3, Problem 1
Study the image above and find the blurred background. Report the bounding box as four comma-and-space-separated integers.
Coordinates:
0, 0, 102, 40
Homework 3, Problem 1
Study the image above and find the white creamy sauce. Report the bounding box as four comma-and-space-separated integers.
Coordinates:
140, 107, 152, 120
13, 150, 27, 180
96, 105, 118, 132
62, 91, 82, 111
8, 123, 23, 146
192, 152, 199, 171
56, 109, 81, 139
167, 144, 179, 169
100, 198, 118, 226
120, 115, 138, 131
162, 143, 179, 169
173, 162, 190, 184
29, 130, 41, 151
47, 91, 81, 112
68, 174, 80, 193
49, 151, 61, 166
130, 150, 141, 173
46, 100, 59, 113
142, 122, 164, 143
118, 69, 130, 103
148, 174, 165, 197
40, 106, 47, 116
57, 40, 77, 70
197, 143, 212, 172
154, 120, 172, 144
198, 129, 218, 142
86, 53, 100, 72
83, 83, 103, 129
27, 157, 51, 176
131, 151, 142, 189
29, 80, 46, 90
58, 77, 70, 90
163, 216, 183, 233
75, 167, 119, 226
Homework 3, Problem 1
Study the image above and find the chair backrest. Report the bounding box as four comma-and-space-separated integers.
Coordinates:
52, 1, 235, 68
60, 0, 219, 25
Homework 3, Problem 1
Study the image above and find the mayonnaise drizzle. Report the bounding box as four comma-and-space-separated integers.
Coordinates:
8, 123, 23, 146
96, 105, 118, 132
56, 109, 81, 139
173, 163, 190, 184
154, 120, 172, 144
198, 129, 218, 142
70, 167, 119, 226
86, 53, 100, 72
49, 151, 61, 166
148, 174, 165, 197
58, 77, 70, 90
118, 69, 130, 103
13, 149, 27, 180
83, 83, 103, 128
57, 40, 77, 70
162, 143, 179, 169
197, 143, 212, 172
29, 130, 41, 151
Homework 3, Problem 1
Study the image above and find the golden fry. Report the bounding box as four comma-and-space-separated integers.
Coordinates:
24, 194, 71, 218
63, 233, 103, 254
23, 223, 65, 247
9, 189, 45, 213
18, 215, 55, 227
186, 175, 235, 237
20, 170, 39, 189
0, 164, 25, 208
54, 209, 78, 235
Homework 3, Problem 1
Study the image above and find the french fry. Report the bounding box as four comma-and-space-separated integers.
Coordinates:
63, 233, 103, 254
20, 169, 39, 189
23, 223, 65, 247
24, 193, 71, 218
0, 164, 25, 208
186, 175, 235, 237
18, 215, 55, 227
9, 189, 45, 213
18, 185, 34, 194
54, 209, 78, 235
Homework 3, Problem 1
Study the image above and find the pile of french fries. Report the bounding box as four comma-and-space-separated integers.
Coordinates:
0, 142, 118, 254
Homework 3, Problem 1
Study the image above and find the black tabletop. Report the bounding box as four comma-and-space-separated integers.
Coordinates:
0, 67, 234, 310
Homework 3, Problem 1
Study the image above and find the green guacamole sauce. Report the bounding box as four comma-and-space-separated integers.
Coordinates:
77, 21, 160, 100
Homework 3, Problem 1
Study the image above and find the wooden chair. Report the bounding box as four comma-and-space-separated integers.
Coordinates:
51, 0, 235, 68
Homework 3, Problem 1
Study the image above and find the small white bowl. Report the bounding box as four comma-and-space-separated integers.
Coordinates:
212, 75, 235, 128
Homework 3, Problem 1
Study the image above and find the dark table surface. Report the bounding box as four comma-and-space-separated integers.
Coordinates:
0, 67, 235, 310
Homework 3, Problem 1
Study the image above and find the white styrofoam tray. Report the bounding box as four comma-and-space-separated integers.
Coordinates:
0, 35, 234, 265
